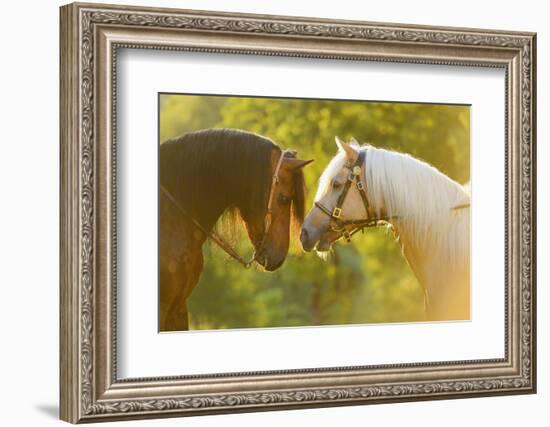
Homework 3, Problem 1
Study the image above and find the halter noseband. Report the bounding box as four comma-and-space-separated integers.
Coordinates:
161, 148, 291, 268
314, 149, 392, 243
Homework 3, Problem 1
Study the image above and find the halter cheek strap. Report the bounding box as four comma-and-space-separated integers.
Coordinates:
255, 149, 291, 256
314, 149, 392, 242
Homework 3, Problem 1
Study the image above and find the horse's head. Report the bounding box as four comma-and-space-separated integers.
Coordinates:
240, 149, 313, 271
301, 137, 380, 253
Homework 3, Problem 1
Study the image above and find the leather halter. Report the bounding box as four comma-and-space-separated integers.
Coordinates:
161, 149, 291, 268
314, 149, 393, 243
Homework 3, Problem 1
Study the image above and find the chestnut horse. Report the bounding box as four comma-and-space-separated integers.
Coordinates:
160, 128, 312, 331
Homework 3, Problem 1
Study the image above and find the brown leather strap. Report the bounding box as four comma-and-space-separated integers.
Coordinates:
160, 185, 255, 267
261, 149, 290, 245
314, 149, 395, 242
354, 150, 371, 217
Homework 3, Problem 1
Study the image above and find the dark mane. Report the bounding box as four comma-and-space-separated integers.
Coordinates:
160, 128, 305, 232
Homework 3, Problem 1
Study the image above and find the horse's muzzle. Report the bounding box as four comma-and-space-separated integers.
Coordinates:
300, 227, 318, 252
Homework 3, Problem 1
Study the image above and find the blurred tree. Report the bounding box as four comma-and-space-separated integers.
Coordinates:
160, 95, 226, 142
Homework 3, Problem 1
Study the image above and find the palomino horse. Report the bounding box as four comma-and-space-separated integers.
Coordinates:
160, 128, 312, 331
300, 137, 470, 321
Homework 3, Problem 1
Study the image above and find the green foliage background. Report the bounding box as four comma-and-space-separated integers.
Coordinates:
160, 94, 470, 330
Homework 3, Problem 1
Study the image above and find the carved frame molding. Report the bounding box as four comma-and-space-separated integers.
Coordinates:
60, 2, 536, 423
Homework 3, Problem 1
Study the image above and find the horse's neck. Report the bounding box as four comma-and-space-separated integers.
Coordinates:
396, 215, 470, 321
189, 184, 240, 233
196, 204, 229, 234
369, 151, 467, 277
160, 193, 209, 249
367, 149, 470, 319
399, 233, 446, 286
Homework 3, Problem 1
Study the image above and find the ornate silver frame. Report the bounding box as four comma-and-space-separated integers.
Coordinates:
60, 2, 536, 423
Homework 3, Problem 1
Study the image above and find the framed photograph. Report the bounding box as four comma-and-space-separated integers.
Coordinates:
60, 2, 537, 423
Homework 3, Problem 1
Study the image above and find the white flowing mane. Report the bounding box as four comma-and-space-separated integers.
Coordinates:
317, 146, 470, 266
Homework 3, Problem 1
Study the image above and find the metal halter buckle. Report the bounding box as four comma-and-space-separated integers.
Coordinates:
352, 165, 361, 176
356, 181, 364, 190
332, 207, 342, 218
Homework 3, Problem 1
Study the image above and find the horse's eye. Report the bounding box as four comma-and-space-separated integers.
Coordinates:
333, 181, 343, 190
278, 194, 291, 205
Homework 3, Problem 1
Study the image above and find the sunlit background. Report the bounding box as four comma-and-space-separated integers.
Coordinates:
159, 94, 470, 330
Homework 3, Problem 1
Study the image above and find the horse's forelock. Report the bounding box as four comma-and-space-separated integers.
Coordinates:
279, 150, 307, 228
314, 151, 346, 202
291, 166, 307, 227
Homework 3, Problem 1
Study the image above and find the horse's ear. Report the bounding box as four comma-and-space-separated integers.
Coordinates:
335, 136, 345, 151
283, 158, 314, 171
350, 137, 360, 148
335, 136, 358, 161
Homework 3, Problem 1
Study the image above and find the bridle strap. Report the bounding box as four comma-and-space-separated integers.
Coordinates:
314, 200, 335, 218
263, 149, 291, 237
315, 149, 375, 223
354, 150, 371, 218
332, 150, 370, 220
160, 185, 256, 267
314, 149, 396, 242
160, 148, 290, 268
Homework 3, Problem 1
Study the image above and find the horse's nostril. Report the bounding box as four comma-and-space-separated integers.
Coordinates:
300, 228, 309, 242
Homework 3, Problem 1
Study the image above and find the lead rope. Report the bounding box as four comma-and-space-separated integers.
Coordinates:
160, 149, 290, 269
160, 185, 255, 268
